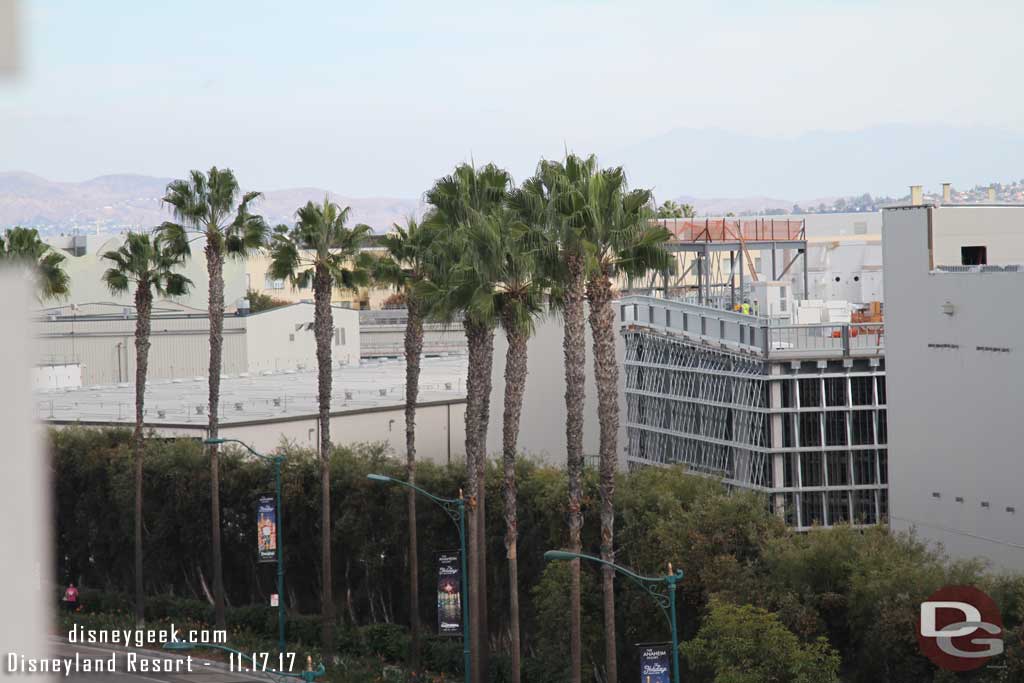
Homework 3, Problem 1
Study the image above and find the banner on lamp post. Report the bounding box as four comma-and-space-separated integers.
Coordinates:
637, 643, 671, 683
256, 494, 277, 563
436, 550, 462, 636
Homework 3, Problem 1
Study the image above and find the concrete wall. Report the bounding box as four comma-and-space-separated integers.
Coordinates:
485, 307, 626, 468
930, 205, 1024, 267
32, 363, 81, 390
882, 205, 1024, 569
246, 303, 360, 372
55, 400, 467, 465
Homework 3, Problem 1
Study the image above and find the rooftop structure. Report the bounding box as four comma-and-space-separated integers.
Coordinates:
38, 355, 468, 461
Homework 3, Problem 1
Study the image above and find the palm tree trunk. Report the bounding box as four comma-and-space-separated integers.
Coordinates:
205, 239, 226, 630
463, 318, 493, 683
563, 257, 587, 683
587, 272, 619, 683
501, 312, 528, 683
405, 299, 424, 671
313, 266, 336, 654
477, 326, 493, 683
133, 283, 152, 626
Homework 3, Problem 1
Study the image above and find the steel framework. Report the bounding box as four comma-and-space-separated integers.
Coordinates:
623, 328, 888, 530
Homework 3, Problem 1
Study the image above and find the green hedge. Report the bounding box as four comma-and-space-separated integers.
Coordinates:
51, 427, 1024, 682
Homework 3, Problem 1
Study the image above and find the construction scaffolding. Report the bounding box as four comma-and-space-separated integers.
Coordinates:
621, 295, 888, 530
635, 218, 810, 308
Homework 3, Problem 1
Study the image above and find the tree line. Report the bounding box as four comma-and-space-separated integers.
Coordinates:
52, 428, 1024, 682
13, 154, 672, 683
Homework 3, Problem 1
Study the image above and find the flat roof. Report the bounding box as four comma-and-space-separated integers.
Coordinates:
36, 355, 468, 426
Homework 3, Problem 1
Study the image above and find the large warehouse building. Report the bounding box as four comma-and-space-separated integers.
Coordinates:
34, 301, 360, 387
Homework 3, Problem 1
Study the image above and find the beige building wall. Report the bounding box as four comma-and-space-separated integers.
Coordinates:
48, 232, 247, 311
245, 303, 360, 372
246, 252, 385, 309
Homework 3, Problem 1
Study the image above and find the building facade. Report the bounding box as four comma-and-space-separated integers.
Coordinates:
883, 203, 1024, 568
620, 296, 887, 529
34, 302, 359, 386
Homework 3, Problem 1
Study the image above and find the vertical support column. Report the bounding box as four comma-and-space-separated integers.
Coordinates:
730, 251, 736, 310
770, 365, 785, 520
696, 252, 704, 305
802, 246, 809, 301
738, 245, 745, 310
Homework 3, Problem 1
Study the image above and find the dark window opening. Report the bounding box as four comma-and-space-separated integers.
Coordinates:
961, 246, 987, 266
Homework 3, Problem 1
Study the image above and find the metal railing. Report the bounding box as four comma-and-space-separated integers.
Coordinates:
933, 264, 1024, 273
620, 295, 883, 360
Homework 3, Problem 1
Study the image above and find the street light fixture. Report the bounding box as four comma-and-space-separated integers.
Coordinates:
204, 437, 286, 655
544, 550, 684, 683
367, 473, 470, 683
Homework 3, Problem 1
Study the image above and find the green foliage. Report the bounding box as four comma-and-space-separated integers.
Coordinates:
101, 230, 193, 298
51, 427, 1024, 682
0, 225, 70, 300
682, 598, 841, 683
246, 288, 291, 312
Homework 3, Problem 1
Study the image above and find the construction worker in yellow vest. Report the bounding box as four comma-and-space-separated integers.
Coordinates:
741, 301, 751, 315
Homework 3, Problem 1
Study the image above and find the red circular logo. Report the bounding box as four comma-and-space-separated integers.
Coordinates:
917, 585, 1004, 672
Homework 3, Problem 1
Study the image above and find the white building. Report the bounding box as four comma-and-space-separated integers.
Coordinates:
882, 203, 1024, 569
34, 302, 359, 386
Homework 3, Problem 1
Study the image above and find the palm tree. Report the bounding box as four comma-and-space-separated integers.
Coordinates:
580, 159, 671, 683
374, 217, 437, 670
515, 156, 594, 683
158, 168, 266, 629
101, 231, 192, 626
268, 197, 372, 652
483, 207, 548, 683
0, 226, 70, 300
423, 162, 511, 683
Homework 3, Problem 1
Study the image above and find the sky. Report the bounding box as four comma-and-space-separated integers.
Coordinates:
2, 0, 1023, 198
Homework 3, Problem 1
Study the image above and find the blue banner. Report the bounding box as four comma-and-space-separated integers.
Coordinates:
638, 644, 671, 683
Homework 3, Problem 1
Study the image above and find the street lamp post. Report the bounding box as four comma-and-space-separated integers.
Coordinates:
205, 438, 286, 655
367, 474, 470, 683
544, 550, 684, 683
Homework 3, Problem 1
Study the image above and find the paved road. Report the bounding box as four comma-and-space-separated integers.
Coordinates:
43, 639, 275, 683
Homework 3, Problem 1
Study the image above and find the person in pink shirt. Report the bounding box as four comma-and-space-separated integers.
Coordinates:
63, 583, 78, 612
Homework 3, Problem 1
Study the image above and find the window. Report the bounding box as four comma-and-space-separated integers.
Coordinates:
264, 275, 285, 290
334, 327, 345, 346
961, 246, 987, 266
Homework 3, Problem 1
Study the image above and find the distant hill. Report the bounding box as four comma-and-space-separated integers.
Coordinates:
0, 172, 424, 233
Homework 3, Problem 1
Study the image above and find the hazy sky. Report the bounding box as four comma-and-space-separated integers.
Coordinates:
2, 0, 1023, 197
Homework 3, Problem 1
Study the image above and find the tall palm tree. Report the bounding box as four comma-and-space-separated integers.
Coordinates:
516, 156, 594, 683
0, 226, 70, 300
158, 168, 266, 628
101, 231, 192, 626
580, 159, 671, 683
374, 218, 437, 670
268, 197, 373, 652
423, 162, 511, 683
477, 206, 548, 683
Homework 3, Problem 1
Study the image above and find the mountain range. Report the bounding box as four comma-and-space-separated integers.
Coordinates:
0, 172, 424, 234
3, 124, 1023, 231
